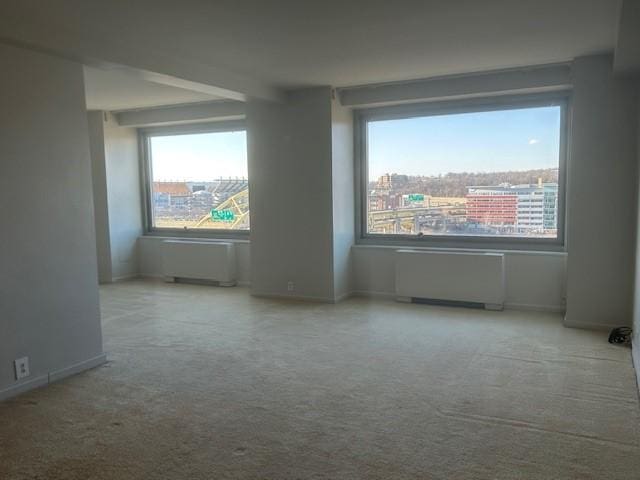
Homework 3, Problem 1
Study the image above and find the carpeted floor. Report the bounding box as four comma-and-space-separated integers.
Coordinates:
1, 278, 639, 479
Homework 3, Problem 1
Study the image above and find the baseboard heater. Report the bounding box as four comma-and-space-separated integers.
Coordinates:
162, 240, 236, 286
395, 250, 505, 310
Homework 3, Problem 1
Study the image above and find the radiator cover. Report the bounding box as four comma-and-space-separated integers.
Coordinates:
395, 250, 505, 310
162, 240, 236, 286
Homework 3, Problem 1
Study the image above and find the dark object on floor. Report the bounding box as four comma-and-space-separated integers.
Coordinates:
608, 327, 633, 345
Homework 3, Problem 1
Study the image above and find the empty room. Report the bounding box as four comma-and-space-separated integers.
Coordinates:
1, 1, 640, 479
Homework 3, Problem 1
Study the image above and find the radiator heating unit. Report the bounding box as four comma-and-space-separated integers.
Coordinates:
395, 250, 505, 310
162, 240, 236, 286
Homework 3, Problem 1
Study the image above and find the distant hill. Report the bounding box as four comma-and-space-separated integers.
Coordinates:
371, 168, 559, 197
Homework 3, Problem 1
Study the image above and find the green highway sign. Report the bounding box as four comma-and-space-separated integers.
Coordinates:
408, 194, 424, 202
211, 209, 235, 222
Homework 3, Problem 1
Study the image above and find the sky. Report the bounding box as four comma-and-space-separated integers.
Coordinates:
368, 106, 561, 180
151, 130, 247, 181
149, 105, 561, 182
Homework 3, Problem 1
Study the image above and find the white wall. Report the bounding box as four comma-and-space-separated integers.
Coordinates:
138, 236, 251, 285
246, 88, 335, 301
565, 55, 639, 329
352, 246, 567, 311
632, 84, 640, 379
0, 43, 104, 399
245, 88, 357, 302
88, 111, 113, 283
614, 0, 640, 76
103, 113, 143, 280
89, 112, 143, 283
331, 96, 355, 300
139, 238, 568, 312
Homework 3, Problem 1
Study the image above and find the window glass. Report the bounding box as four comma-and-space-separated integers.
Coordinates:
148, 130, 249, 231
365, 105, 562, 239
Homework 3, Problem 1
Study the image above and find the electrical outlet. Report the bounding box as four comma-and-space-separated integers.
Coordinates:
14, 357, 30, 380
287, 281, 294, 292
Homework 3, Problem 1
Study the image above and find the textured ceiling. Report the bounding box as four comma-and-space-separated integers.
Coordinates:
1, 0, 623, 107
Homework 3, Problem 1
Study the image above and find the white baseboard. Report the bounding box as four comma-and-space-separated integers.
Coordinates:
352, 292, 564, 314
120, 279, 566, 316
632, 346, 640, 396
49, 354, 107, 383
504, 302, 565, 313
251, 291, 336, 303
334, 291, 354, 303
0, 374, 49, 402
563, 319, 616, 331
351, 290, 396, 300
140, 274, 251, 287
0, 353, 107, 403
253, 291, 353, 304
139, 272, 164, 279
111, 273, 140, 282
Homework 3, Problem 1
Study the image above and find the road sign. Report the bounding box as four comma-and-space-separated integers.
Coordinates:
408, 194, 425, 202
211, 209, 235, 222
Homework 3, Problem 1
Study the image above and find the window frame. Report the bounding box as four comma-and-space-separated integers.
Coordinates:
354, 92, 570, 251
139, 120, 250, 239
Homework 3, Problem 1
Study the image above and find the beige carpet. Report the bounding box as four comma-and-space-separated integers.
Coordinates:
1, 279, 639, 479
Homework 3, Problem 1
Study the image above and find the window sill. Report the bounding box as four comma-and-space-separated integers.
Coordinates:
141, 231, 250, 243
354, 239, 566, 256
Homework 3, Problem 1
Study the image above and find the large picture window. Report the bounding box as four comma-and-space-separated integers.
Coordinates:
142, 122, 249, 234
357, 95, 567, 248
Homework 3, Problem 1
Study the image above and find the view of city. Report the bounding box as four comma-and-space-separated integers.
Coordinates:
152, 178, 249, 230
148, 106, 561, 237
366, 104, 562, 239
367, 169, 558, 237
149, 130, 249, 230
